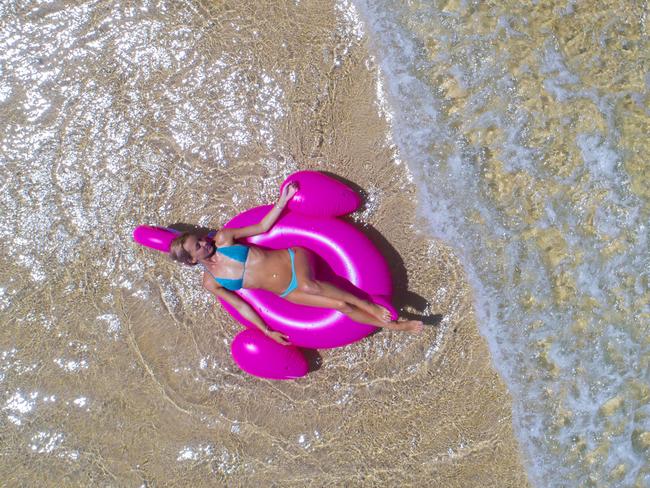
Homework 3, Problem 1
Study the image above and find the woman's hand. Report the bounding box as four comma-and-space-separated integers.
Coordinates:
266, 330, 291, 346
278, 182, 298, 207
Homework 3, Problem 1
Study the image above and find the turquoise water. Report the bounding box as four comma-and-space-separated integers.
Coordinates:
354, 0, 649, 486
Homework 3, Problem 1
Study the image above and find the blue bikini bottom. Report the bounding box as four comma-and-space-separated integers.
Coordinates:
280, 248, 298, 297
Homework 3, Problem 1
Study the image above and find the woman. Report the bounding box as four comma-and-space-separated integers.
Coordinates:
169, 182, 423, 345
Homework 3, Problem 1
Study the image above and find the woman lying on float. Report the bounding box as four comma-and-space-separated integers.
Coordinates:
168, 180, 423, 346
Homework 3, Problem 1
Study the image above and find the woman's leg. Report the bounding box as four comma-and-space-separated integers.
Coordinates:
290, 248, 393, 322
314, 280, 396, 322
286, 248, 423, 332
284, 289, 423, 332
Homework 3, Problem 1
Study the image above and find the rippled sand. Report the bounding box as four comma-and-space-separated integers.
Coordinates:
0, 1, 528, 485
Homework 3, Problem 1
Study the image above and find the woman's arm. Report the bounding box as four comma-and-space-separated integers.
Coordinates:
219, 182, 298, 241
203, 276, 291, 345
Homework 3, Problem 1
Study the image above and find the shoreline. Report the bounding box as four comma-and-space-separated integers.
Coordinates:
274, 5, 531, 484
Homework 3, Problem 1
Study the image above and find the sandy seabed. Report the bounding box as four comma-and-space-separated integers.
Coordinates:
0, 1, 529, 486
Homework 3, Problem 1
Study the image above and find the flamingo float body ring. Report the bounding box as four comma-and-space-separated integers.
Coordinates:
133, 171, 396, 379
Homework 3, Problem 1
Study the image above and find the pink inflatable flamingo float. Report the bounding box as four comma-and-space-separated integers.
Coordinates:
133, 171, 396, 379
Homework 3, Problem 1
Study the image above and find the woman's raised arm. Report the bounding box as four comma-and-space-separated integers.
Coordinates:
219, 182, 298, 241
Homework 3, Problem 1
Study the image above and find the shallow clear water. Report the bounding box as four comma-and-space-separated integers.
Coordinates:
1, 1, 531, 485
355, 0, 649, 486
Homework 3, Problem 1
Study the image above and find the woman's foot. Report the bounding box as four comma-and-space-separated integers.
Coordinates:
360, 301, 393, 323
390, 319, 424, 333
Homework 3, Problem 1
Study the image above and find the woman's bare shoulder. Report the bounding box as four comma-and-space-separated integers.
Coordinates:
212, 228, 235, 246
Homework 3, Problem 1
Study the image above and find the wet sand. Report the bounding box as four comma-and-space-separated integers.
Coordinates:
0, 1, 529, 485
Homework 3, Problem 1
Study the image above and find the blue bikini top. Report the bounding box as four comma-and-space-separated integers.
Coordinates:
203, 244, 250, 291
